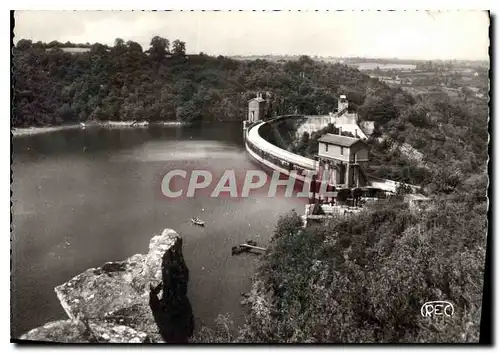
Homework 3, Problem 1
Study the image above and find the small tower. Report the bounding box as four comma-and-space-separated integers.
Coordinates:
248, 92, 266, 123
338, 94, 348, 113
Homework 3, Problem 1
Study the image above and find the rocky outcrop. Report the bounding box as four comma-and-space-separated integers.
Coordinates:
19, 228, 193, 343
149, 237, 194, 342
19, 319, 152, 343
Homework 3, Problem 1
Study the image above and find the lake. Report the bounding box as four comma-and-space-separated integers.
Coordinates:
11, 123, 306, 337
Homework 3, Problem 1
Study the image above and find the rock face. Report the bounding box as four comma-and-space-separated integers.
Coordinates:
20, 319, 152, 343
19, 228, 193, 343
149, 237, 194, 342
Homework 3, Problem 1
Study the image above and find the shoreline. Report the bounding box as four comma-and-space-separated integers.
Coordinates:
11, 121, 187, 137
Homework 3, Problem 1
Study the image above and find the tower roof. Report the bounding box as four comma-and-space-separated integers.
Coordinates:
249, 97, 266, 103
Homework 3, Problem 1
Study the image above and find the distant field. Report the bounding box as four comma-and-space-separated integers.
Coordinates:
353, 62, 417, 71
401, 86, 431, 95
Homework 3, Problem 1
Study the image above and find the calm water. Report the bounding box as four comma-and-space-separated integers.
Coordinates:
11, 123, 306, 337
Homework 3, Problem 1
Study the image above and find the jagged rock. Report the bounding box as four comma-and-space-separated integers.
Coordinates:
20, 228, 187, 343
19, 319, 152, 343
149, 237, 194, 342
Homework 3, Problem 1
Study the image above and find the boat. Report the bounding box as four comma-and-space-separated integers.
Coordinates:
191, 217, 205, 226
80, 122, 86, 129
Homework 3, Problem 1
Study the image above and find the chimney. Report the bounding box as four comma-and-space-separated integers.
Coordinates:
338, 126, 342, 135
355, 129, 358, 138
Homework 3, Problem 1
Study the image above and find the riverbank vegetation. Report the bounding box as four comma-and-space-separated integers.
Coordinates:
242, 189, 486, 343
194, 181, 487, 342
13, 37, 396, 127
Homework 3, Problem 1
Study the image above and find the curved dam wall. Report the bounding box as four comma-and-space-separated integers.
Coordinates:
246, 119, 316, 184
245, 116, 421, 195
257, 115, 309, 150
259, 114, 368, 150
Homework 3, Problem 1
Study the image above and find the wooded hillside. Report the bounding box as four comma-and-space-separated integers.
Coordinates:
13, 37, 384, 127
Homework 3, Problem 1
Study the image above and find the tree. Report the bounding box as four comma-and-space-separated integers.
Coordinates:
46, 40, 63, 48
16, 39, 32, 50
176, 100, 201, 123
58, 103, 73, 120
406, 104, 430, 128
89, 106, 105, 121
172, 39, 186, 56
90, 43, 108, 56
114, 38, 125, 48
11, 36, 489, 193
239, 193, 486, 343
357, 94, 398, 125
33, 41, 45, 49
431, 167, 463, 194
149, 36, 170, 61
126, 40, 143, 53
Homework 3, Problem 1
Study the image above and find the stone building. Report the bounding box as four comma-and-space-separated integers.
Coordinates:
248, 93, 266, 123
337, 94, 348, 114
316, 133, 369, 188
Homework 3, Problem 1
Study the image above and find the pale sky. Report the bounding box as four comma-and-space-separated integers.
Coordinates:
14, 10, 490, 60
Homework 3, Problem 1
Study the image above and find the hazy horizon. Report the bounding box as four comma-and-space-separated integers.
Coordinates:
14, 10, 490, 61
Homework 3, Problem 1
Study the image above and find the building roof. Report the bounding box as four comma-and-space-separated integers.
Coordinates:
318, 133, 367, 147
249, 97, 266, 103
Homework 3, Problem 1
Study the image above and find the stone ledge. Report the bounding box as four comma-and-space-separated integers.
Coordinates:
19, 228, 182, 343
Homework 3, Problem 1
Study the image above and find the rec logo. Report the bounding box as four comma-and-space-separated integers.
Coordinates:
421, 301, 455, 318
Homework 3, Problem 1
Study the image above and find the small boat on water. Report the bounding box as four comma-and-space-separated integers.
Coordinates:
191, 217, 205, 226
80, 122, 86, 129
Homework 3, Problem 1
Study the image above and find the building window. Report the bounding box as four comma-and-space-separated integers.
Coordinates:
341, 147, 344, 155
